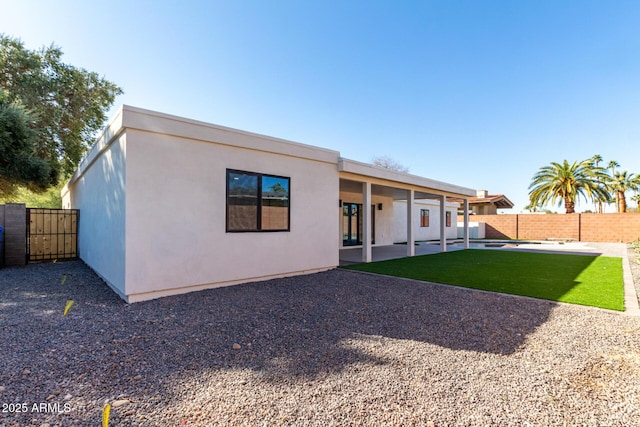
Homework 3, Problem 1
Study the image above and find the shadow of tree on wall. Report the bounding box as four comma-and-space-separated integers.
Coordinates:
0, 260, 592, 424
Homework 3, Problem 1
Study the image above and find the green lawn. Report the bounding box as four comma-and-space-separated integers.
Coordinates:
343, 249, 625, 311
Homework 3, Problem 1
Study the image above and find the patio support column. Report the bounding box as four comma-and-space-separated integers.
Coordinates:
439, 195, 447, 252
362, 182, 372, 263
407, 189, 415, 257
463, 198, 470, 249
338, 200, 343, 249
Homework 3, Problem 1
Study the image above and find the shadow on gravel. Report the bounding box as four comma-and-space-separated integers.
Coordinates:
1, 260, 558, 424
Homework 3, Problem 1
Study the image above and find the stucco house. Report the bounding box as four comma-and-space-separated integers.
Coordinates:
465, 190, 514, 215
62, 106, 475, 302
393, 199, 460, 243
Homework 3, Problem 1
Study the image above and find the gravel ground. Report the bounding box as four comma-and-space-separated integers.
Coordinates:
1, 258, 640, 426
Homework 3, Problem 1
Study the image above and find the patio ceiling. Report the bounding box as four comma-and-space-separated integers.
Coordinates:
339, 178, 443, 200
338, 158, 476, 200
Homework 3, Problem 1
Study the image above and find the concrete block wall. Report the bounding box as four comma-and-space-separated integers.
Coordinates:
0, 203, 27, 266
464, 214, 517, 239
581, 213, 640, 242
457, 213, 640, 242
517, 214, 579, 240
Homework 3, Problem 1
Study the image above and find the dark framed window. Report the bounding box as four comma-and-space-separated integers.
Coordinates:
420, 209, 429, 227
226, 169, 290, 232
446, 211, 452, 227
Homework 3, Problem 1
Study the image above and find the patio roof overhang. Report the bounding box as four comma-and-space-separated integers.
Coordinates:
338, 158, 476, 199
337, 158, 475, 263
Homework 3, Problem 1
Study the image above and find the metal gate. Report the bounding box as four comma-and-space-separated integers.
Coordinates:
26, 208, 79, 262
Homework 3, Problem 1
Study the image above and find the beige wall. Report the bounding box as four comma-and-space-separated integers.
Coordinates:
124, 129, 339, 301
393, 200, 459, 242
472, 204, 497, 215
64, 105, 477, 302
62, 134, 127, 298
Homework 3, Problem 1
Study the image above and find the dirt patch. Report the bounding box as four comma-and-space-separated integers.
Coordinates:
571, 348, 640, 396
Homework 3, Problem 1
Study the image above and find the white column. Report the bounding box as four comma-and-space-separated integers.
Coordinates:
463, 199, 470, 249
362, 182, 372, 263
439, 194, 447, 252
338, 200, 343, 249
407, 189, 415, 257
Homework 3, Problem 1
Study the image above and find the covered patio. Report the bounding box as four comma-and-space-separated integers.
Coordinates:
338, 158, 476, 264
339, 242, 466, 265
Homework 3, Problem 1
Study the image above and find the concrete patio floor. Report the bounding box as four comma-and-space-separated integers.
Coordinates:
339, 241, 627, 266
339, 242, 465, 265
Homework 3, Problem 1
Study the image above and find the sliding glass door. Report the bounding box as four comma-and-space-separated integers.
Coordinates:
342, 203, 375, 246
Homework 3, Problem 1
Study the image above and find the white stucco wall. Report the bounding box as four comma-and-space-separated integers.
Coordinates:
338, 191, 395, 247
457, 221, 486, 239
124, 128, 339, 301
61, 133, 127, 298
393, 200, 459, 243
63, 105, 477, 303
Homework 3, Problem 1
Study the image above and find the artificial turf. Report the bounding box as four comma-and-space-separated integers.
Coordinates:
342, 249, 625, 311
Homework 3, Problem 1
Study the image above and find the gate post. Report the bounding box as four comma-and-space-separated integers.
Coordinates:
3, 203, 27, 266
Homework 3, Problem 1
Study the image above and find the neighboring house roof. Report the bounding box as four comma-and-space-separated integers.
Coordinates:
467, 194, 514, 209
449, 191, 515, 209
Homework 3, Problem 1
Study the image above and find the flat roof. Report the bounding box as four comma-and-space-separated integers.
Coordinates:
64, 106, 476, 200
121, 105, 341, 164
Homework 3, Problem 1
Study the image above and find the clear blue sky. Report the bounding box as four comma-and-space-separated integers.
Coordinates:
3, 0, 639, 212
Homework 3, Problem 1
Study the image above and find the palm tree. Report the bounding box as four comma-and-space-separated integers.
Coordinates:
591, 154, 605, 213
632, 193, 640, 211
528, 159, 610, 214
607, 160, 620, 211
609, 170, 640, 212
524, 202, 540, 213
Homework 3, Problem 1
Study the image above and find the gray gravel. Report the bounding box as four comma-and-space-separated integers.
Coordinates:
629, 243, 640, 307
1, 258, 639, 426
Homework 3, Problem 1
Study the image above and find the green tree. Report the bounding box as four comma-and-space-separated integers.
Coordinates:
0, 176, 68, 208
0, 91, 52, 192
609, 170, 640, 213
528, 159, 610, 214
270, 182, 287, 195
0, 34, 122, 192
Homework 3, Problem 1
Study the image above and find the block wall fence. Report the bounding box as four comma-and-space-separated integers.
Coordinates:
457, 213, 640, 242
